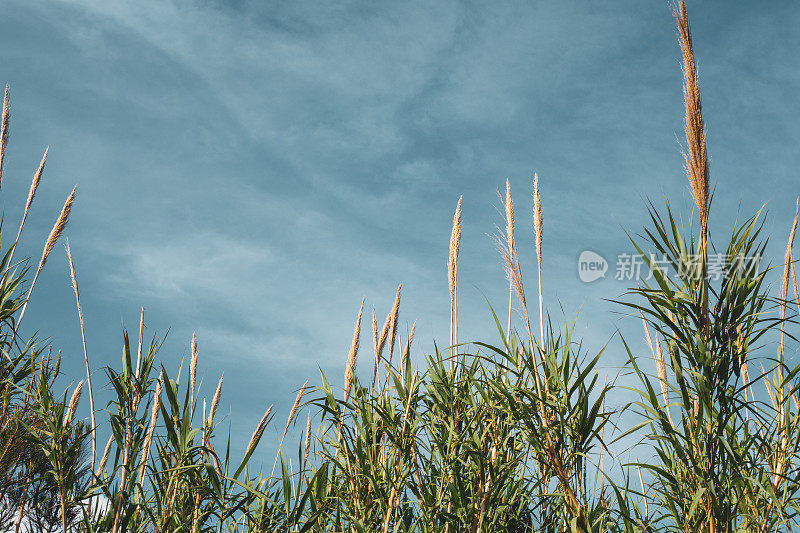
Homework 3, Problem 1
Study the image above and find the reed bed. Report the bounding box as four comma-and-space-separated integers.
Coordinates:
2, 2, 800, 532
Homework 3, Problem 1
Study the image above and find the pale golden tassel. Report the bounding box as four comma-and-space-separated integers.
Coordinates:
642, 316, 672, 427
64, 380, 84, 425
675, 0, 711, 329
448, 197, 462, 373
385, 284, 402, 368
533, 173, 544, 347
780, 201, 798, 363
282, 381, 308, 441
96, 435, 114, 479
675, 0, 710, 229
245, 405, 273, 458
303, 411, 312, 465
208, 373, 223, 425
190, 332, 198, 407
344, 298, 365, 402
373, 287, 401, 386
504, 180, 515, 343
448, 196, 463, 306
40, 186, 77, 272
0, 85, 9, 188
401, 321, 416, 370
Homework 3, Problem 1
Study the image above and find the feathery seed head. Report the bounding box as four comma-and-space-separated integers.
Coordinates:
65, 380, 84, 424
385, 284, 402, 366
282, 380, 308, 441
0, 85, 9, 187
303, 411, 312, 464
39, 186, 76, 275
402, 321, 416, 369
190, 332, 198, 394
533, 173, 543, 268
448, 196, 462, 303
208, 373, 223, 425
21, 148, 47, 227
675, 1, 710, 229
246, 405, 273, 457
344, 298, 365, 402
505, 179, 515, 256
96, 436, 114, 478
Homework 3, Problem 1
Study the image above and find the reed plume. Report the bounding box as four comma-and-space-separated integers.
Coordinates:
64, 380, 84, 425
136, 308, 144, 378
344, 298, 365, 402
245, 405, 273, 458
781, 201, 798, 362
448, 196, 462, 374
66, 241, 97, 471
504, 180, 515, 343
0, 85, 8, 188
96, 435, 114, 479
675, 0, 711, 327
533, 173, 544, 347
402, 321, 416, 370
373, 286, 400, 386
642, 315, 673, 427
190, 332, 198, 407
208, 373, 223, 425
288, 384, 308, 432
385, 285, 401, 366
675, 1, 709, 228
493, 181, 544, 396
303, 411, 312, 465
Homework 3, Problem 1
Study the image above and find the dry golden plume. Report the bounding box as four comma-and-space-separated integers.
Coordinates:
533, 174, 543, 268
385, 284, 402, 367
344, 298, 365, 402
303, 411, 312, 464
642, 315, 673, 427
675, 0, 710, 230
65, 380, 84, 425
208, 373, 223, 425
0, 86, 9, 188
245, 405, 273, 458
190, 332, 198, 404
40, 186, 77, 273
781, 200, 799, 357
96, 436, 114, 479
402, 321, 416, 370
448, 196, 462, 303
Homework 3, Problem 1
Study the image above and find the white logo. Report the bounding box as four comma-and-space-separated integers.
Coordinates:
578, 251, 608, 283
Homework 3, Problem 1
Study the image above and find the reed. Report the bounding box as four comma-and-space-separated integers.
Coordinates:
448, 197, 462, 374
344, 298, 364, 402
65, 241, 97, 472
0, 85, 8, 188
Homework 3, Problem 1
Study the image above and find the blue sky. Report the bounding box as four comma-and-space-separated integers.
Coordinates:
2, 0, 800, 467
